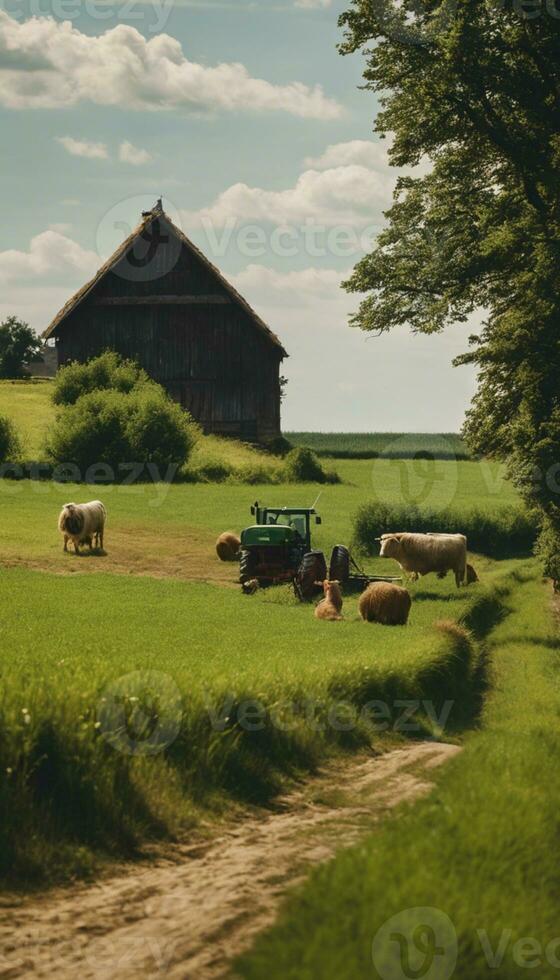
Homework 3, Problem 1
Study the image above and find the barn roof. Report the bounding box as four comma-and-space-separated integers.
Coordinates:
43, 204, 287, 357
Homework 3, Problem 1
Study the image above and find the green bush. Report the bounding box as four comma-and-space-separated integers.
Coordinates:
264, 435, 293, 457
283, 447, 339, 484
0, 414, 21, 463
47, 388, 198, 479
52, 351, 152, 406
535, 514, 560, 588
353, 499, 537, 557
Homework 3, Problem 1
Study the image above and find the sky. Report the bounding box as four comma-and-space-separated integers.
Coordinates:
0, 0, 479, 431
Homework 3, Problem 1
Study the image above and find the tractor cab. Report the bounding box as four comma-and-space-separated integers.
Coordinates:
246, 502, 321, 552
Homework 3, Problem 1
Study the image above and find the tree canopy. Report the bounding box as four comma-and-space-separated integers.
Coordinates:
0, 316, 43, 379
340, 0, 560, 580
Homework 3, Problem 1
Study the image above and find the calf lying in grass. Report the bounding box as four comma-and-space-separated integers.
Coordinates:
314, 580, 343, 621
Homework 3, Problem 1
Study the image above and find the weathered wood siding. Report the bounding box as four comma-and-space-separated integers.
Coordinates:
54, 229, 283, 441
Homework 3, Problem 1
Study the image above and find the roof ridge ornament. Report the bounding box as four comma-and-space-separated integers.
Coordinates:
141, 197, 163, 218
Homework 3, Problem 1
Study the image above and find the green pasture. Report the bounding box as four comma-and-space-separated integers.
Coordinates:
0, 455, 518, 571
239, 564, 560, 979
0, 561, 497, 885
0, 381, 535, 894
0, 380, 53, 458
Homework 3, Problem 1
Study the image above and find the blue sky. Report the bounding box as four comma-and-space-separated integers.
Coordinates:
0, 0, 477, 431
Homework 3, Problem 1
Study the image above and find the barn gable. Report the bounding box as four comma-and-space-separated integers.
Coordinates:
44, 202, 287, 442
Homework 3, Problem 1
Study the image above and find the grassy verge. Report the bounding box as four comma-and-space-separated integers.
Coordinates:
237, 562, 560, 979
0, 565, 497, 888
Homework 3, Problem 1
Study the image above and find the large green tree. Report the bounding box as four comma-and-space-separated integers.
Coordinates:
340, 0, 560, 581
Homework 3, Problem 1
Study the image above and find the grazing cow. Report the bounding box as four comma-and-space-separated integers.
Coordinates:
58, 501, 106, 554
359, 581, 411, 625
379, 532, 467, 588
314, 580, 343, 621
216, 532, 241, 562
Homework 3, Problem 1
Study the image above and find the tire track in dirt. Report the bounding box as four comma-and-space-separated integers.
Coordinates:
0, 742, 460, 980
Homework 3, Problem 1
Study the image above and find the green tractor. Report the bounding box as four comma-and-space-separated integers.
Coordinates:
239, 501, 400, 599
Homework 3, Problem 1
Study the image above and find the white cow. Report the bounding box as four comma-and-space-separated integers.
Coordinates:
379, 532, 467, 588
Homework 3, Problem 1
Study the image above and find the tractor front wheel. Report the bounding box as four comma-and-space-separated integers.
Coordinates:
296, 550, 327, 600
239, 549, 258, 585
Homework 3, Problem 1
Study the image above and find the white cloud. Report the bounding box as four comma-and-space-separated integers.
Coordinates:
232, 264, 348, 308
294, 0, 331, 7
184, 164, 392, 229
118, 141, 153, 166
0, 231, 98, 284
49, 223, 72, 234
0, 11, 341, 119
183, 139, 432, 232
304, 140, 391, 171
56, 136, 108, 160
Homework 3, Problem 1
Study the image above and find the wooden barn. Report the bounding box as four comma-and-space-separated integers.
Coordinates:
43, 201, 287, 442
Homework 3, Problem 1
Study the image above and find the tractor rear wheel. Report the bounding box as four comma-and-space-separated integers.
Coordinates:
296, 550, 327, 600
329, 545, 350, 584
239, 549, 257, 584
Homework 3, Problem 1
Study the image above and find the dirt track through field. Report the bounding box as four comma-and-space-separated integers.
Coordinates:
0, 742, 460, 980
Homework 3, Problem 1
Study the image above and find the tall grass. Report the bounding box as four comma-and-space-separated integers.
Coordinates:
353, 499, 537, 557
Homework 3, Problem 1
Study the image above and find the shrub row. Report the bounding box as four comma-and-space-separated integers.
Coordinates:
353, 499, 537, 557
184, 447, 339, 485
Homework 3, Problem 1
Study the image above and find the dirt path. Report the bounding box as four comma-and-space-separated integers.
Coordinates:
0, 742, 460, 980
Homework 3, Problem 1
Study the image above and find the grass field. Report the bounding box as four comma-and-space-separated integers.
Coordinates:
0, 455, 519, 581
0, 380, 53, 458
0, 558, 498, 886
238, 565, 560, 979
0, 382, 538, 908
287, 431, 470, 459
0, 444, 516, 885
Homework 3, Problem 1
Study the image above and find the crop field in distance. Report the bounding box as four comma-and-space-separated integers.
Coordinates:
287, 431, 470, 459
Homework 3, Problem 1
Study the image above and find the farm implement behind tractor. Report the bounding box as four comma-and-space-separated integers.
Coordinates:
238, 501, 401, 600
